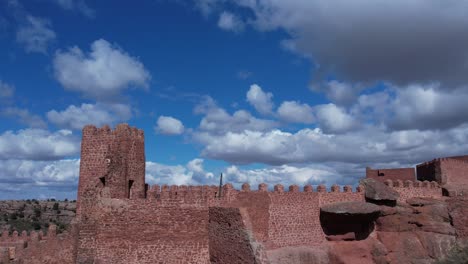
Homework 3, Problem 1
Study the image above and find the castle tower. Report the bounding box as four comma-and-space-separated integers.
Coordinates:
76, 124, 145, 215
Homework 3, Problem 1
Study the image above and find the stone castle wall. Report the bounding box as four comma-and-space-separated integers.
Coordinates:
366, 167, 415, 182
2, 124, 449, 264
417, 157, 468, 185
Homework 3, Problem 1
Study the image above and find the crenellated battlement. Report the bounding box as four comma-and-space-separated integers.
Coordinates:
383, 179, 439, 188
142, 183, 365, 200
82, 124, 144, 139
0, 225, 57, 243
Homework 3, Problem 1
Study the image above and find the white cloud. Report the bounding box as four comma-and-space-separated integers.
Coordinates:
0, 81, 14, 98
246, 84, 274, 115
225, 164, 343, 187
16, 16, 56, 54
53, 39, 151, 100
314, 103, 356, 133
195, 0, 219, 16
218, 11, 245, 32
194, 123, 468, 167
155, 116, 185, 135
277, 101, 314, 124
194, 96, 277, 135
52, 0, 95, 18
0, 129, 79, 160
1, 107, 47, 128
47, 103, 132, 130
145, 158, 214, 186
388, 84, 468, 130
0, 159, 79, 199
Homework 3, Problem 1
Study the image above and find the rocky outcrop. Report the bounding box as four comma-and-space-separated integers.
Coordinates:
360, 178, 400, 206
320, 202, 381, 241
447, 197, 468, 239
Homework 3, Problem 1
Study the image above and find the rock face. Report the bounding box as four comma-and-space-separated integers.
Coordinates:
320, 202, 381, 241
320, 201, 381, 215
447, 197, 468, 239
360, 178, 400, 205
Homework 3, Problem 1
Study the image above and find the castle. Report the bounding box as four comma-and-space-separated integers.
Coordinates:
0, 123, 465, 264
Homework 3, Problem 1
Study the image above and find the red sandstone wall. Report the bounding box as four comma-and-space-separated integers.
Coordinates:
77, 124, 145, 215
89, 199, 210, 264
208, 207, 257, 264
366, 167, 415, 182
439, 158, 468, 185
382, 180, 442, 202
447, 155, 468, 162
0, 225, 74, 264
267, 192, 322, 248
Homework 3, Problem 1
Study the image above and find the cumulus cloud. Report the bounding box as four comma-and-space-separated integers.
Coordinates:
146, 158, 214, 186
47, 103, 132, 130
53, 39, 151, 100
0, 129, 79, 160
314, 103, 356, 134
1, 107, 47, 128
225, 164, 346, 188
388, 85, 468, 131
0, 159, 80, 199
16, 15, 56, 54
155, 116, 185, 135
277, 101, 314, 124
194, 96, 277, 135
246, 84, 274, 115
218, 11, 245, 32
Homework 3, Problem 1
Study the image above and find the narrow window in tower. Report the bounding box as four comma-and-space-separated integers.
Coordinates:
128, 180, 134, 199
144, 184, 149, 199
99, 177, 106, 186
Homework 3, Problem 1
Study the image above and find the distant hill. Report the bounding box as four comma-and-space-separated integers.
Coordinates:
0, 200, 76, 234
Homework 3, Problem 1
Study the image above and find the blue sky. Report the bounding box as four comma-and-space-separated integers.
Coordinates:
1, 0, 468, 199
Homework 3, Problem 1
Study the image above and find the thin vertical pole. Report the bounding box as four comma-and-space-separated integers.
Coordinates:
218, 173, 223, 198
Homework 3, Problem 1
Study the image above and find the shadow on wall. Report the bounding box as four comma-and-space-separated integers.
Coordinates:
319, 211, 379, 241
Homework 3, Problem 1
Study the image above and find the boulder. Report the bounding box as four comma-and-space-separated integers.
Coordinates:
320, 201, 381, 215
320, 202, 380, 240
360, 178, 399, 206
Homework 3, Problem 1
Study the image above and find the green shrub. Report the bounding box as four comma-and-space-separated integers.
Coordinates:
53, 202, 59, 210
34, 208, 41, 218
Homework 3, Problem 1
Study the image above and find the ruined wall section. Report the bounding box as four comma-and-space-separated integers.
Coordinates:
0, 225, 74, 264
366, 167, 415, 182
